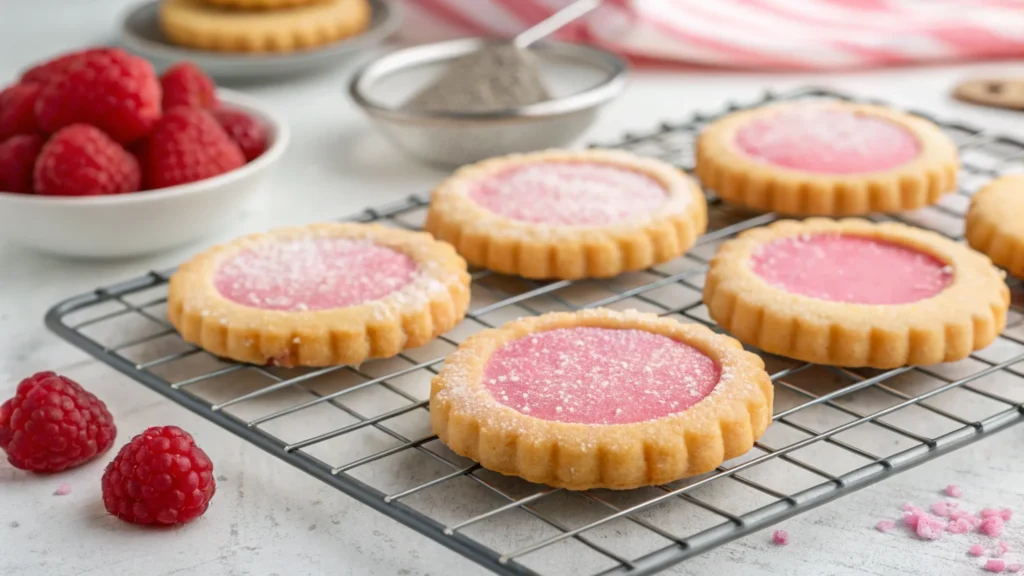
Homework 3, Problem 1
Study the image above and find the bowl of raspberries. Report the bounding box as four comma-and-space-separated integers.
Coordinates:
0, 47, 289, 258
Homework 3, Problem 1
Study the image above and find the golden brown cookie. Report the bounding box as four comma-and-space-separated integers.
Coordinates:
159, 0, 371, 53
704, 218, 1009, 368
430, 309, 774, 491
424, 149, 708, 280
200, 0, 325, 10
966, 175, 1024, 278
167, 223, 470, 367
953, 78, 1024, 111
695, 101, 959, 216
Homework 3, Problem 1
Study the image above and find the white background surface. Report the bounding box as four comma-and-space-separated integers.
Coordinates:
2, 1, 1024, 575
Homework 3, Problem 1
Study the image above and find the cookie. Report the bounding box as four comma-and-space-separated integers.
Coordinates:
200, 0, 326, 9
167, 223, 471, 367
966, 175, 1024, 278
695, 101, 959, 216
704, 218, 1009, 368
953, 78, 1024, 111
430, 309, 774, 490
159, 0, 372, 53
424, 149, 708, 280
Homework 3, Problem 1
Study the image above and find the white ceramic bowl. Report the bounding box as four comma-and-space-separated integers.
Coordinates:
0, 89, 289, 258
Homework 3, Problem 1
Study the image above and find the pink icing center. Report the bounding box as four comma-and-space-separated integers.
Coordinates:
751, 234, 951, 305
466, 162, 668, 225
735, 107, 921, 174
213, 237, 417, 311
482, 327, 721, 425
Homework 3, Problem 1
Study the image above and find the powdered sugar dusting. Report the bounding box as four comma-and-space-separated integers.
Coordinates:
751, 233, 951, 305
467, 162, 667, 226
214, 237, 417, 311
735, 106, 921, 174
482, 327, 721, 425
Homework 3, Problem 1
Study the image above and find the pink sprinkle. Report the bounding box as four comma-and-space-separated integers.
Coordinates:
983, 509, 1003, 518
1002, 509, 1013, 521
875, 520, 897, 533
948, 518, 974, 534
772, 530, 789, 545
903, 502, 922, 513
981, 516, 1005, 538
986, 559, 1007, 573
971, 544, 988, 557
915, 515, 946, 541
949, 508, 983, 528
945, 485, 963, 498
53, 484, 71, 496
1007, 563, 1021, 573
931, 501, 952, 517
996, 541, 1010, 557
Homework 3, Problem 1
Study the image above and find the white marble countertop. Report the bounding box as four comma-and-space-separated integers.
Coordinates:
3, 2, 1024, 575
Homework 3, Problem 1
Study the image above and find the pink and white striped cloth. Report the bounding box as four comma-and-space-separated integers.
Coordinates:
396, 0, 1024, 70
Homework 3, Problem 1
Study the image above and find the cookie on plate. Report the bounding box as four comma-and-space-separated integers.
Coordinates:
704, 218, 1009, 368
695, 101, 959, 216
159, 0, 371, 53
424, 149, 708, 280
167, 223, 470, 367
430, 309, 773, 490
965, 175, 1024, 278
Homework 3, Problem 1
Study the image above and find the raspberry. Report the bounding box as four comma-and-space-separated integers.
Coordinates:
0, 134, 45, 193
0, 83, 43, 140
101, 426, 216, 526
35, 48, 161, 144
160, 62, 217, 111
20, 47, 118, 86
0, 371, 116, 473
212, 108, 268, 162
34, 124, 141, 196
139, 107, 244, 189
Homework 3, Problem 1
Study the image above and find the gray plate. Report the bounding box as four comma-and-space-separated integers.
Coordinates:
119, 0, 401, 80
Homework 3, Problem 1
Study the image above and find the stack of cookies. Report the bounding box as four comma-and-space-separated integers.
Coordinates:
159, 0, 371, 53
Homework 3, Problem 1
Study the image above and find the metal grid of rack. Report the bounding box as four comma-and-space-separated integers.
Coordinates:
46, 88, 1024, 576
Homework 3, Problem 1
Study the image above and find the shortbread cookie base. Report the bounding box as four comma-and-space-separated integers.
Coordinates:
201, 0, 324, 9
695, 101, 959, 216
159, 0, 371, 53
167, 223, 470, 367
704, 218, 1009, 368
430, 309, 774, 491
966, 175, 1024, 278
424, 149, 708, 280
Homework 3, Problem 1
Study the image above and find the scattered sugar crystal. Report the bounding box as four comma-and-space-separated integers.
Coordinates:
1001, 509, 1013, 521
983, 509, 1003, 518
772, 530, 789, 545
875, 520, 896, 533
981, 516, 1005, 538
970, 544, 987, 557
1007, 563, 1021, 573
931, 501, 952, 517
945, 485, 963, 498
995, 541, 1010, 557
53, 484, 71, 496
987, 559, 1007, 573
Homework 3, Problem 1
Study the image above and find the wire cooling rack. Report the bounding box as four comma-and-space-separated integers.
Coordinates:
46, 87, 1024, 576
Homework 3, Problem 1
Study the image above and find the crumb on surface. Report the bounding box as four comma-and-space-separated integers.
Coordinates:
875, 520, 896, 533
772, 530, 789, 545
945, 485, 963, 498
996, 541, 1010, 557
970, 544, 987, 557
931, 501, 952, 517
1007, 563, 1021, 573
53, 484, 72, 496
981, 516, 1005, 538
986, 559, 1007, 573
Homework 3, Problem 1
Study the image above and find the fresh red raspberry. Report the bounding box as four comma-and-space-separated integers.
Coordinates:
35, 48, 161, 144
160, 62, 218, 111
0, 371, 117, 473
212, 108, 268, 162
101, 426, 216, 526
34, 124, 141, 196
0, 134, 45, 193
20, 47, 119, 86
138, 107, 244, 189
0, 83, 43, 140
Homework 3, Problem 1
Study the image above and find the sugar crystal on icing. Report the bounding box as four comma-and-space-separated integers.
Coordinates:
214, 237, 417, 312
751, 233, 951, 305
467, 162, 668, 226
482, 327, 721, 425
735, 106, 921, 174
